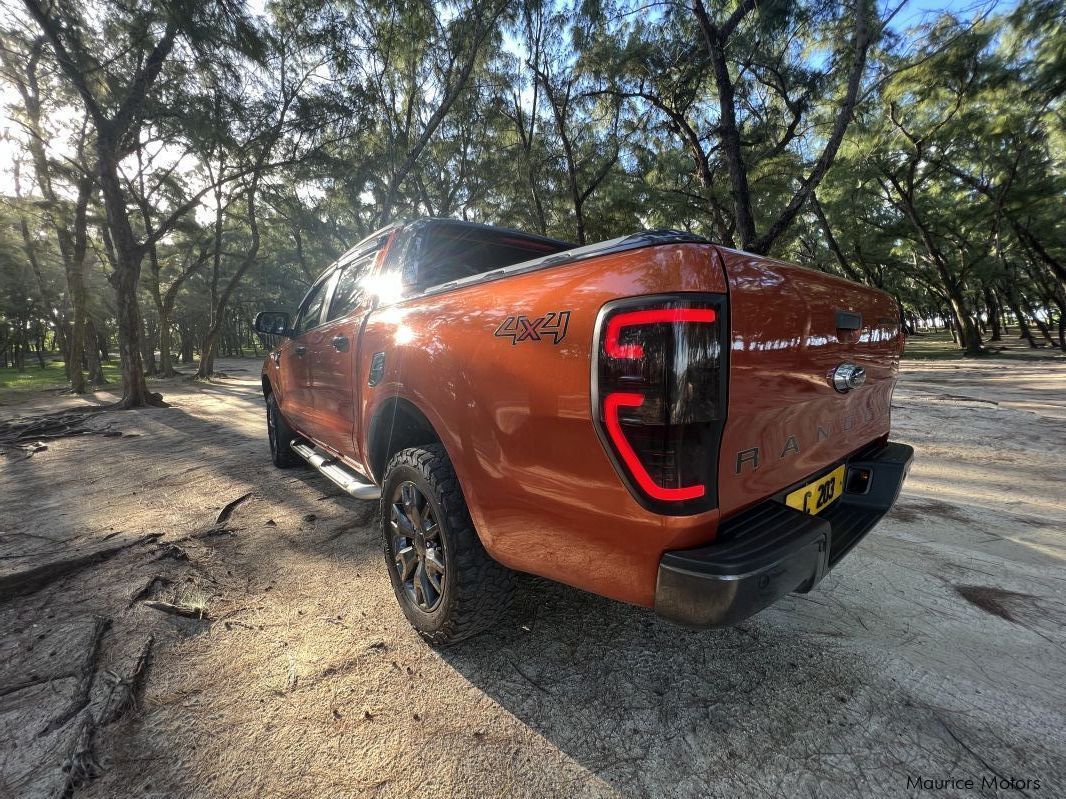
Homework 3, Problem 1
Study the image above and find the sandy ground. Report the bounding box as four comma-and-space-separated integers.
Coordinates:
1, 356, 1064, 798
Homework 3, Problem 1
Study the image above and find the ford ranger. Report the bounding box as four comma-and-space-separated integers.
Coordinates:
254, 219, 913, 644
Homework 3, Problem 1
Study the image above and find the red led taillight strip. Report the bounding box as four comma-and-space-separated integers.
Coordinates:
604, 308, 717, 360
603, 392, 706, 502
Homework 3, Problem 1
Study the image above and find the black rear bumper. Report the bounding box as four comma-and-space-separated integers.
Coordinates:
654, 441, 914, 628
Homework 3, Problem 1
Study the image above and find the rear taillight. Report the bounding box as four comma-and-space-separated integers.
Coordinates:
592, 294, 728, 515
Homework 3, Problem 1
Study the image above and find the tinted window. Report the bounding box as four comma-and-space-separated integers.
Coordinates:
327, 253, 375, 321
294, 276, 330, 335
415, 224, 569, 290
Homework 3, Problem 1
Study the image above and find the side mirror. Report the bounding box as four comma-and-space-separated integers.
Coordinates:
254, 311, 292, 338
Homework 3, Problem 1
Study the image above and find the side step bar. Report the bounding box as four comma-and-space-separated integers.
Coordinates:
290, 441, 381, 500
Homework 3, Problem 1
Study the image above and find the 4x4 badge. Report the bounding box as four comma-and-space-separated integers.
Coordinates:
494, 311, 571, 345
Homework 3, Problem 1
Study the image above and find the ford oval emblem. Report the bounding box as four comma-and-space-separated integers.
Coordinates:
831, 363, 866, 393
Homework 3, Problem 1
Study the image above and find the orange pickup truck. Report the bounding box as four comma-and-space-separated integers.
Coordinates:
255, 219, 913, 643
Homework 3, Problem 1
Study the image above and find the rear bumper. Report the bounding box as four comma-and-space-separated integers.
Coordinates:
654, 441, 914, 628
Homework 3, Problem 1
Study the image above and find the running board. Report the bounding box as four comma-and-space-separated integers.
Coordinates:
290, 441, 381, 500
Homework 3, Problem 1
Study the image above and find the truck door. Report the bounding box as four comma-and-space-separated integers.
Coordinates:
305, 250, 378, 467
282, 270, 336, 434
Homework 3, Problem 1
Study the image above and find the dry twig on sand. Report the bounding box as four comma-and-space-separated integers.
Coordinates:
142, 600, 209, 620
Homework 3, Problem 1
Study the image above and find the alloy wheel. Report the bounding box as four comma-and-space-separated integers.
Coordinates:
390, 481, 446, 612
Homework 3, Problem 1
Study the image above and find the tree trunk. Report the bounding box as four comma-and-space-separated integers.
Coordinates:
943, 288, 982, 355
111, 263, 153, 403
15, 202, 68, 372
944, 285, 980, 354
985, 288, 1002, 342
896, 298, 914, 334
157, 307, 175, 377
98, 325, 110, 362
142, 312, 158, 377
198, 172, 263, 379
695, 7, 757, 250
65, 179, 93, 393
180, 322, 195, 364
83, 317, 106, 383
1048, 293, 1066, 352
98, 144, 157, 407
1021, 293, 1055, 345
546, 93, 585, 245
15, 318, 26, 372
1004, 289, 1036, 347
34, 329, 46, 369
200, 176, 226, 378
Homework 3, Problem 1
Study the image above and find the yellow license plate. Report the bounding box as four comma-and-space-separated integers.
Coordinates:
785, 465, 846, 515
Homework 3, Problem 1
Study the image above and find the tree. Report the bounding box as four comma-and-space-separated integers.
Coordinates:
21, 0, 266, 406
0, 29, 97, 391
530, 5, 624, 245
3, 0, 1064, 368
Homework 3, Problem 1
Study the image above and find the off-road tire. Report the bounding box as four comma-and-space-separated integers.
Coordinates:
266, 392, 301, 468
381, 444, 514, 645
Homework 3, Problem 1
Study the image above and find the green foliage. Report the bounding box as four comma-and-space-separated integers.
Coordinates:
1, 0, 1064, 384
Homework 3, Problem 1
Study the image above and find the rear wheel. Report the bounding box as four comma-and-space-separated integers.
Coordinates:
266, 392, 301, 468
381, 444, 514, 645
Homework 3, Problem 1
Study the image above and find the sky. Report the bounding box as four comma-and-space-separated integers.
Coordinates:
891, 0, 1017, 29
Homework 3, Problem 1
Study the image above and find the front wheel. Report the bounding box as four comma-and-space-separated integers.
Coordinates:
266, 392, 301, 468
381, 444, 514, 645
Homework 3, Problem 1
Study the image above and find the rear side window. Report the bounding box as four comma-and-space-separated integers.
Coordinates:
327, 253, 375, 321
414, 224, 569, 290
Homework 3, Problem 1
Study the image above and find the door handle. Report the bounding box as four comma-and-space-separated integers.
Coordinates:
332, 336, 349, 352
294, 345, 307, 357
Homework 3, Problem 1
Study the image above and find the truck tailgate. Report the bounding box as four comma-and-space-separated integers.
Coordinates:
715, 246, 904, 518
